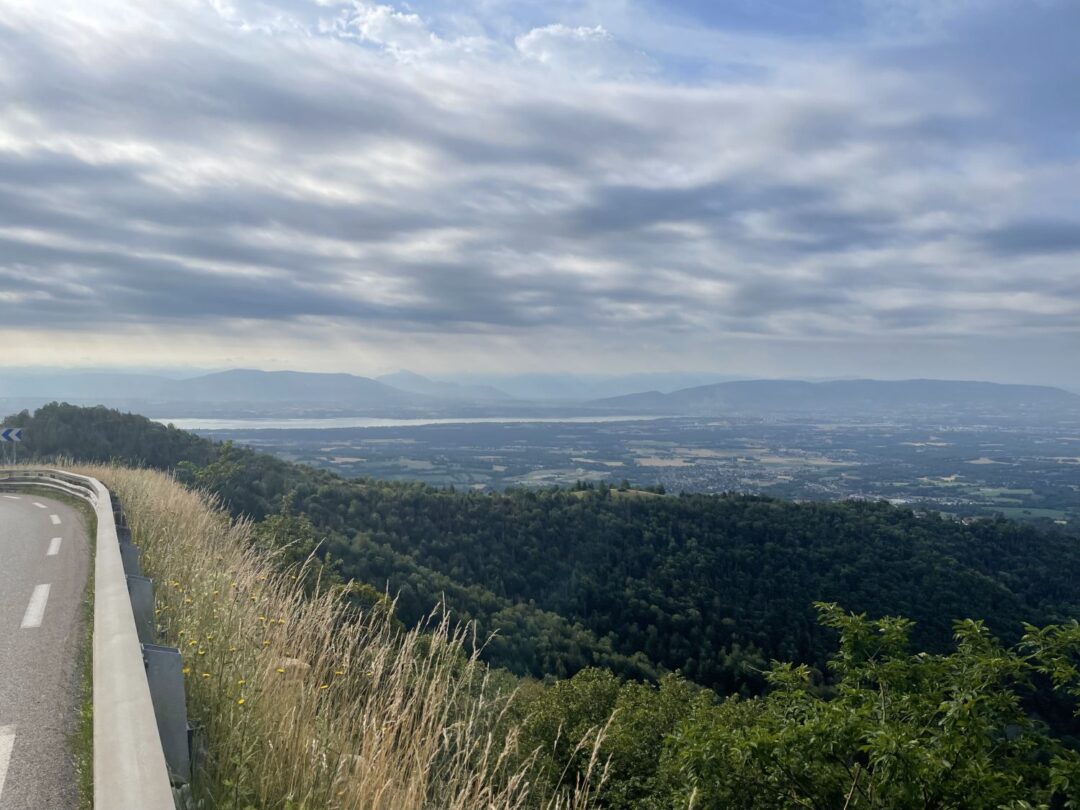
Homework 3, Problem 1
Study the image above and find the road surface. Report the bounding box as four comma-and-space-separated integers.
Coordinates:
0, 493, 90, 809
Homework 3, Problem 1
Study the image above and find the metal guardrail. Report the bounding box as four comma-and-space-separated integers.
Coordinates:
0, 469, 178, 809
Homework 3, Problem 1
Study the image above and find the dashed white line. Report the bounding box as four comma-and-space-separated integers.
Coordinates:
32, 501, 47, 509
20, 584, 51, 629
49, 514, 61, 526
0, 725, 15, 802
47, 537, 62, 556
2, 494, 19, 500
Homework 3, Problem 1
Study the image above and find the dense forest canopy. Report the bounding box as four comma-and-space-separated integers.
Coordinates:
7, 402, 1080, 696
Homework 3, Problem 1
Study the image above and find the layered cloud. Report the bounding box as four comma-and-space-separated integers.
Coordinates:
0, 0, 1076, 379
515, 23, 654, 78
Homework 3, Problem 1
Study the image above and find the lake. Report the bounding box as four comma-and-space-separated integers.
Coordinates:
154, 415, 661, 431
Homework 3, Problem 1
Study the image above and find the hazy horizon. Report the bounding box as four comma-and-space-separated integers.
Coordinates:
0, 364, 1077, 391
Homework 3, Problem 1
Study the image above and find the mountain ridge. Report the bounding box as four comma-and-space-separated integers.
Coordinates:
161, 369, 422, 404
376, 370, 514, 402
3, 369, 1077, 416
591, 378, 1080, 414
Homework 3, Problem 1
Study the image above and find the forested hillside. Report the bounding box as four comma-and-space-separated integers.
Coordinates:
83, 461, 1080, 809
8, 402, 1080, 696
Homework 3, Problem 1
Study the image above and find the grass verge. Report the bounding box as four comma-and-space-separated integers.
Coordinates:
73, 546, 95, 810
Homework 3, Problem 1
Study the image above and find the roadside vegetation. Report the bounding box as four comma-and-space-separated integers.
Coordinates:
73, 529, 95, 810
78, 464, 604, 809
73, 460, 1080, 809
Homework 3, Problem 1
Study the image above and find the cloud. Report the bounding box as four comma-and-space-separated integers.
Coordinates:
980, 220, 1080, 257
0, 0, 1075, 379
515, 24, 654, 78
353, 5, 428, 45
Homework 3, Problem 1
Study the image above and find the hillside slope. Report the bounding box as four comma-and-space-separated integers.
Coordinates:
8, 403, 1080, 694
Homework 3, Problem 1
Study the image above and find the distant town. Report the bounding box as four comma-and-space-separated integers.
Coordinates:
191, 412, 1080, 528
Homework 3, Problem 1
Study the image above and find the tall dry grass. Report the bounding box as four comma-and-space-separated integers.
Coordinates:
77, 464, 606, 810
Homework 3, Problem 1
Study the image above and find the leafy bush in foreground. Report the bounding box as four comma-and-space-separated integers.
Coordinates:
519, 604, 1080, 809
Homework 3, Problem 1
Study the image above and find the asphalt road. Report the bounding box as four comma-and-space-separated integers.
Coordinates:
0, 493, 90, 810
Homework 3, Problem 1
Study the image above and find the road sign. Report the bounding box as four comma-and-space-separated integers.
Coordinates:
1, 428, 23, 443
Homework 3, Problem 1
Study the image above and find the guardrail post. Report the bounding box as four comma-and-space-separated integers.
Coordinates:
142, 644, 192, 786
112, 493, 126, 524
127, 575, 157, 645
120, 538, 143, 577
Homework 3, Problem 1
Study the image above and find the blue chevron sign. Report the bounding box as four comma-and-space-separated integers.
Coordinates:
1, 428, 23, 442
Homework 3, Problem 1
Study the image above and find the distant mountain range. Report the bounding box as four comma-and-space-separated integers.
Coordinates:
591, 378, 1080, 414
1, 369, 1077, 418
164, 370, 422, 405
0, 369, 429, 414
376, 370, 513, 402
0, 369, 731, 411
445, 372, 744, 401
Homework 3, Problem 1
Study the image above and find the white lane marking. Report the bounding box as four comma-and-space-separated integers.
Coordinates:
49, 514, 61, 526
20, 584, 51, 629
47, 537, 62, 556
2, 494, 19, 500
32, 501, 47, 509
0, 725, 15, 802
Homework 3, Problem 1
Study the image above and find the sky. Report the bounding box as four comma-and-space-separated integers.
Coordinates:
0, 0, 1077, 384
